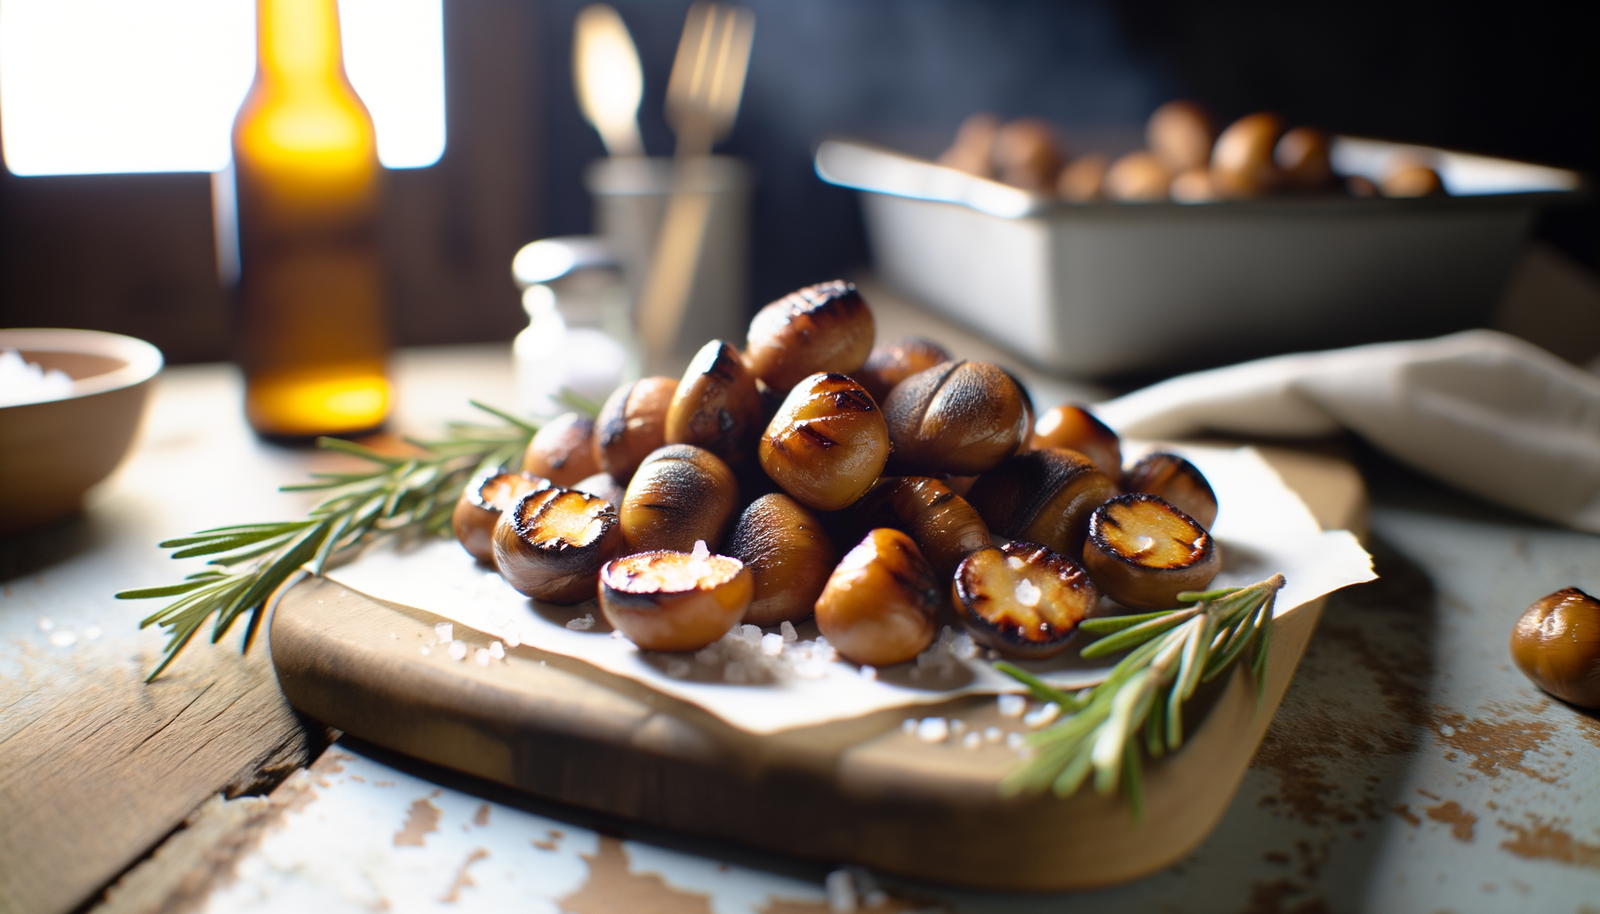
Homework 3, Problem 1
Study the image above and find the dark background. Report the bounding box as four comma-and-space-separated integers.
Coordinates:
1, 0, 1595, 363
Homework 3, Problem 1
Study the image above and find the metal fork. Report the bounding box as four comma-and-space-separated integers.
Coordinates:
635, 1, 754, 372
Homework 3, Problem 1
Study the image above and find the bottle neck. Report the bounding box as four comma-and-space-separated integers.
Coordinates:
256, 0, 348, 90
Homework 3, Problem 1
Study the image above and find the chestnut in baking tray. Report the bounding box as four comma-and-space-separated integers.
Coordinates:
815, 528, 940, 667
594, 376, 678, 482
853, 336, 951, 405
493, 487, 624, 603
723, 493, 837, 626
743, 280, 875, 393
1031, 404, 1122, 479
1082, 493, 1220, 610
883, 360, 1034, 476
599, 546, 754, 652
954, 541, 1097, 658
520, 412, 600, 487
1122, 452, 1218, 529
967, 447, 1115, 559
619, 444, 739, 553
451, 468, 552, 565
665, 339, 764, 469
1510, 587, 1600, 708
759, 372, 890, 512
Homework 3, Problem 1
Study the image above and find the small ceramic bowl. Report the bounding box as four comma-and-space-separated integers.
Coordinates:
0, 328, 163, 535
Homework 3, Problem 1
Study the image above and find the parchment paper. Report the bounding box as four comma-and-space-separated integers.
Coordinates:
325, 444, 1373, 734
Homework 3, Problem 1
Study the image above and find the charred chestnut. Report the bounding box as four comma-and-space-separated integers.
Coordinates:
854, 336, 952, 405
1032, 405, 1122, 478
599, 546, 754, 652
1510, 587, 1600, 708
1122, 452, 1218, 529
759, 372, 890, 512
1211, 112, 1283, 199
520, 412, 600, 487
814, 529, 940, 667
954, 541, 1097, 658
967, 447, 1115, 558
493, 488, 624, 603
594, 376, 678, 481
1082, 494, 1220, 610
854, 476, 992, 580
619, 444, 739, 553
743, 281, 875, 393
1147, 100, 1215, 175
883, 360, 1033, 476
664, 339, 764, 469
451, 469, 551, 565
723, 493, 837, 626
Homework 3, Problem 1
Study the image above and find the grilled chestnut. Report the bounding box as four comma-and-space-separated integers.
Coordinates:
1122, 452, 1217, 529
883, 360, 1033, 476
451, 469, 551, 565
1169, 168, 1218, 204
1275, 126, 1333, 189
1082, 494, 1220, 610
854, 476, 991, 580
815, 529, 940, 666
954, 541, 1097, 658
493, 488, 624, 603
1211, 112, 1283, 199
937, 111, 999, 178
993, 118, 1063, 192
759, 372, 890, 512
723, 493, 837, 626
571, 471, 626, 508
1147, 100, 1214, 174
1032, 405, 1122, 478
1382, 163, 1444, 198
1104, 150, 1171, 203
520, 412, 600, 487
599, 547, 754, 651
967, 447, 1115, 558
744, 281, 875, 393
594, 376, 678, 481
665, 339, 764, 469
1057, 153, 1109, 202
854, 336, 952, 405
1510, 587, 1600, 708
619, 444, 739, 553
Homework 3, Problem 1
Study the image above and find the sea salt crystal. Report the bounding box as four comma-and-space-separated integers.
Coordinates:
949, 719, 966, 736
389, 632, 399, 640
49, 630, 76, 648
1014, 578, 1042, 607
84, 625, 102, 641
435, 622, 453, 643
736, 624, 762, 645
447, 640, 467, 661
1007, 555, 1025, 570
811, 638, 836, 663
984, 726, 1003, 744
666, 659, 691, 678
1024, 702, 1061, 728
761, 633, 784, 656
962, 731, 983, 750
503, 625, 521, 648
902, 718, 917, 735
611, 629, 627, 640
687, 539, 712, 578
859, 665, 877, 681
37, 618, 53, 632
780, 620, 798, 642
824, 869, 857, 913
997, 694, 1026, 717
420, 646, 431, 656
474, 648, 492, 667
1133, 535, 1155, 554
488, 641, 505, 660
0, 348, 74, 407
566, 614, 596, 631
1006, 731, 1027, 751
950, 632, 978, 660
915, 718, 950, 744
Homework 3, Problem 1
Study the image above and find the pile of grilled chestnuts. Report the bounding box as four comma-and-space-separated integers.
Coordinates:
451, 280, 1223, 667
940, 101, 1445, 204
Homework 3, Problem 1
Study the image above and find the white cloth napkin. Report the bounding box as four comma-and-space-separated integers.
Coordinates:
1096, 330, 1600, 534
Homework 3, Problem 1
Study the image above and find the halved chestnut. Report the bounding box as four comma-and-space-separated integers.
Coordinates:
814, 528, 940, 667
1082, 494, 1220, 610
954, 541, 1097, 658
665, 339, 764, 469
1031, 405, 1122, 479
854, 476, 991, 580
883, 360, 1033, 476
723, 493, 837, 626
1122, 452, 1218, 529
853, 336, 951, 405
598, 546, 754, 652
493, 488, 624, 603
759, 372, 890, 512
520, 412, 601, 487
619, 444, 739, 553
594, 376, 678, 481
571, 471, 626, 509
451, 468, 552, 565
967, 447, 1116, 558
743, 281, 875, 393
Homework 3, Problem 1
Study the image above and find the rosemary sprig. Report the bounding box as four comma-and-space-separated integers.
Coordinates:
117, 401, 537, 681
996, 574, 1285, 817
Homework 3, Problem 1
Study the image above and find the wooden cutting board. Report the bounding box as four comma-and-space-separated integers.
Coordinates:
269, 445, 1365, 892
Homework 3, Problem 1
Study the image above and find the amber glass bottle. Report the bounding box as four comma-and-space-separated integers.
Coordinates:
232, 0, 390, 437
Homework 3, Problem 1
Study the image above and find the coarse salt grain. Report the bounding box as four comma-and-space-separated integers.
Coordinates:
447, 640, 467, 661
1006, 731, 1027, 750
984, 726, 1003, 743
962, 731, 983, 750
737, 623, 761, 645
49, 630, 76, 648
1014, 577, 1042, 607
503, 625, 521, 647
761, 632, 784, 656
902, 718, 917, 735
389, 632, 399, 640
824, 869, 856, 913
1024, 702, 1061, 728
666, 659, 691, 678
435, 622, 453, 643
915, 717, 950, 744
37, 618, 53, 632
566, 614, 595, 631
1007, 555, 1025, 570
420, 646, 431, 656
780, 620, 798, 642
84, 625, 102, 640
949, 718, 966, 735
859, 665, 877, 681
610, 629, 627, 640
488, 641, 505, 660
474, 648, 492, 666
997, 694, 1026, 717
0, 348, 74, 407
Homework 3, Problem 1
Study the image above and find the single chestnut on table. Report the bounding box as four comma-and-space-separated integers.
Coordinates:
520, 412, 600, 487
594, 376, 678, 482
883, 359, 1033, 477
493, 487, 624, 603
723, 493, 837, 626
664, 339, 764, 469
451, 468, 551, 565
619, 444, 739, 553
954, 541, 1098, 658
853, 336, 951, 405
1211, 111, 1283, 199
967, 446, 1115, 559
1122, 452, 1218, 529
1032, 404, 1122, 479
599, 545, 754, 652
814, 528, 941, 667
743, 281, 875, 393
1510, 587, 1600, 708
853, 476, 991, 580
1082, 493, 1220, 610
759, 372, 890, 512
